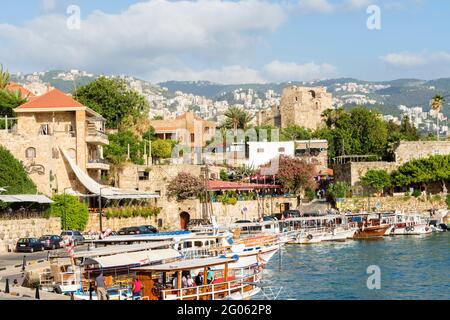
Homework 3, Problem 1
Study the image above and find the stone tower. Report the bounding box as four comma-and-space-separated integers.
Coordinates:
279, 86, 332, 130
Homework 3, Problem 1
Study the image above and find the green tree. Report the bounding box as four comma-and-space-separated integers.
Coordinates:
361, 169, 391, 194
222, 106, 253, 132
219, 169, 229, 181
0, 146, 37, 194
74, 77, 149, 129
281, 124, 312, 141
104, 130, 145, 165
48, 194, 89, 231
0, 89, 27, 118
318, 107, 389, 159
152, 115, 164, 120
327, 182, 349, 202
151, 139, 176, 160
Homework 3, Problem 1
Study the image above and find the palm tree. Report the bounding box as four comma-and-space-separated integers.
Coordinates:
0, 64, 10, 89
223, 106, 253, 134
430, 95, 445, 140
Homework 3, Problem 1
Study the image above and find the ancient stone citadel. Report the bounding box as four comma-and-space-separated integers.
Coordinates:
257, 86, 333, 130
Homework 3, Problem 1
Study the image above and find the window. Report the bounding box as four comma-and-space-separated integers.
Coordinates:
138, 171, 150, 181
25, 147, 36, 159
194, 241, 203, 248
257, 148, 264, 153
39, 124, 50, 135
190, 133, 195, 143
278, 147, 285, 152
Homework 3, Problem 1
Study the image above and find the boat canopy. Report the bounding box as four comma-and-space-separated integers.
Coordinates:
71, 241, 175, 259
0, 194, 53, 204
83, 248, 180, 268
59, 147, 159, 200
93, 231, 193, 243
131, 257, 236, 273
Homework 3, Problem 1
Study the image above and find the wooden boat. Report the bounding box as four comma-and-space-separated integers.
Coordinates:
347, 213, 391, 239
133, 257, 262, 300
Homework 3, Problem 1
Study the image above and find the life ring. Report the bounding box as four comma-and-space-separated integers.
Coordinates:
410, 226, 415, 232
307, 234, 313, 241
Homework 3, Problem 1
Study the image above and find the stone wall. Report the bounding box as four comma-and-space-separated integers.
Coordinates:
0, 217, 61, 253
340, 194, 448, 214
394, 140, 450, 165
333, 161, 398, 189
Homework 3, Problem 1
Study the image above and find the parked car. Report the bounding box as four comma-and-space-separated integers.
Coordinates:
117, 226, 153, 235
140, 225, 158, 233
39, 235, 62, 250
16, 238, 45, 253
60, 230, 85, 246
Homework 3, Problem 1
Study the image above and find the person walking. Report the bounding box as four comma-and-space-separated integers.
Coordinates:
95, 272, 108, 300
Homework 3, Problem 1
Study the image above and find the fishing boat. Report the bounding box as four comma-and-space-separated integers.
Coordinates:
132, 257, 262, 300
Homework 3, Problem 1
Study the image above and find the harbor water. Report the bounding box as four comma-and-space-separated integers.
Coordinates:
257, 232, 450, 300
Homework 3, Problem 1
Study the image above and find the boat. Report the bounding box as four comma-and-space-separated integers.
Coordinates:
391, 214, 432, 235
288, 229, 325, 244
132, 257, 262, 300
346, 213, 391, 239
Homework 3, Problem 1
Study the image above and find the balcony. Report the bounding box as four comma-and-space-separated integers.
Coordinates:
86, 158, 110, 171
86, 128, 109, 145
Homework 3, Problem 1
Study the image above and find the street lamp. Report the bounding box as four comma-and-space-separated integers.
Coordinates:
99, 187, 108, 233
63, 187, 72, 231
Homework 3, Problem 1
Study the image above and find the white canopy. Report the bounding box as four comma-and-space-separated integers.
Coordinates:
59, 147, 159, 200
0, 194, 53, 204
83, 248, 180, 268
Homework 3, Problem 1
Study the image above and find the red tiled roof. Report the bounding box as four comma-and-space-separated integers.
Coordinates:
5, 82, 35, 99
15, 89, 84, 110
207, 180, 281, 191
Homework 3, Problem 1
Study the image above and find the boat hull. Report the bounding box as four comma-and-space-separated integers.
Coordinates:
353, 225, 390, 239
393, 224, 432, 235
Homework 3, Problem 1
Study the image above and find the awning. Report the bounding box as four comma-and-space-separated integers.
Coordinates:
83, 248, 181, 268
59, 147, 159, 200
207, 180, 281, 191
0, 195, 53, 204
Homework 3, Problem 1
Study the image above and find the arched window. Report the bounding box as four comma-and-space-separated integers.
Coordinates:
25, 147, 36, 159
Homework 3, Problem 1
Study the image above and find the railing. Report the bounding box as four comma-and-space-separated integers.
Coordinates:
88, 158, 109, 164
87, 128, 108, 140
0, 210, 48, 220
161, 273, 261, 300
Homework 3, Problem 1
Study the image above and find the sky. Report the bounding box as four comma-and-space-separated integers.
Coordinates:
0, 0, 450, 84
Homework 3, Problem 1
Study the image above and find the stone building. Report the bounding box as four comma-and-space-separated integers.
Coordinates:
149, 112, 216, 164
333, 140, 450, 192
256, 86, 332, 130
0, 88, 110, 195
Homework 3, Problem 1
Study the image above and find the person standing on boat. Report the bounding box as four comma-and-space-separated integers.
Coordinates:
132, 277, 143, 300
206, 267, 215, 284
95, 272, 107, 300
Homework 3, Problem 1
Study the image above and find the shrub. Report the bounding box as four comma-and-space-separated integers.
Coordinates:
49, 194, 89, 231
412, 189, 422, 198
446, 195, 450, 208
0, 146, 37, 194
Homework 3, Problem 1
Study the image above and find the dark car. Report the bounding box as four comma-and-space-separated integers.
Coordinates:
118, 226, 153, 235
16, 238, 45, 253
140, 225, 158, 233
39, 235, 62, 250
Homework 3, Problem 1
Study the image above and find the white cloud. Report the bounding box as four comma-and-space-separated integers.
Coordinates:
298, 0, 334, 14
41, 0, 57, 12
263, 60, 338, 82
381, 51, 450, 67
0, 0, 286, 76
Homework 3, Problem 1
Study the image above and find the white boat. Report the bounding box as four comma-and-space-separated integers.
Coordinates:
392, 214, 432, 235
288, 229, 325, 244
322, 226, 358, 241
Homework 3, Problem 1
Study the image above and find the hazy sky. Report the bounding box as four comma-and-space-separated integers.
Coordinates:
1, 0, 449, 84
